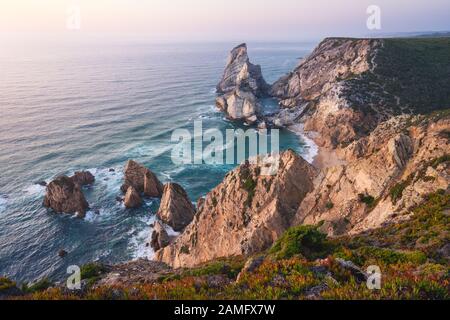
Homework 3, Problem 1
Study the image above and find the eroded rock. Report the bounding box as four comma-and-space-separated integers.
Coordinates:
155, 150, 318, 268
157, 183, 195, 232
121, 160, 163, 198
124, 186, 142, 209
43, 176, 89, 218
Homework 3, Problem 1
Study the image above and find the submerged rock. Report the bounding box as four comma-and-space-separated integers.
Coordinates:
124, 186, 142, 209
35, 181, 47, 187
43, 176, 90, 218
157, 183, 196, 232
58, 249, 68, 258
121, 160, 163, 198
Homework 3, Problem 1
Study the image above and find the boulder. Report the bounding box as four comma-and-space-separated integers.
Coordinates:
43, 176, 90, 218
121, 160, 163, 198
150, 221, 171, 251
71, 171, 95, 186
124, 186, 142, 209
157, 183, 196, 232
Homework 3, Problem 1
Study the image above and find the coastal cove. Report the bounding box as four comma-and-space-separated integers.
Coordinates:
0, 41, 316, 283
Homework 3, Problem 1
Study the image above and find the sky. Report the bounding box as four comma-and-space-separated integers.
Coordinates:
0, 0, 449, 42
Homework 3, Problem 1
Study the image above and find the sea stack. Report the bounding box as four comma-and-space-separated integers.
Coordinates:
43, 176, 90, 218
157, 183, 196, 232
121, 160, 164, 199
216, 43, 269, 125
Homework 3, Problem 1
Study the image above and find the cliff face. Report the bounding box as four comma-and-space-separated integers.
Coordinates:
294, 113, 449, 236
155, 151, 317, 268
271, 37, 450, 148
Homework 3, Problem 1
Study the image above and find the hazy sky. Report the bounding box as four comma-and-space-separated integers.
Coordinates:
1, 0, 449, 42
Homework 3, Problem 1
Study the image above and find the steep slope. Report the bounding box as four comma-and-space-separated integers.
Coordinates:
155, 151, 318, 268
294, 112, 449, 236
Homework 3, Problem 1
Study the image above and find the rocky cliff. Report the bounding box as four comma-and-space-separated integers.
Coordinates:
271, 37, 450, 148
155, 150, 317, 268
294, 113, 449, 236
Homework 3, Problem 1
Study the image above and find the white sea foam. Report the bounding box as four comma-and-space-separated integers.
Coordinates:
128, 215, 180, 260
23, 184, 46, 198
0, 196, 8, 212
84, 207, 115, 223
126, 143, 173, 160
288, 124, 319, 164
87, 167, 124, 195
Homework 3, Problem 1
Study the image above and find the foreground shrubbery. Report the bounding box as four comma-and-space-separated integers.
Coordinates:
4, 191, 449, 300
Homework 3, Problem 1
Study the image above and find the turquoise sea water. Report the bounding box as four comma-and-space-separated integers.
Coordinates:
0, 41, 315, 283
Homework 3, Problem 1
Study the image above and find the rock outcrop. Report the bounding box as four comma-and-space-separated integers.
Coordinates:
71, 171, 95, 186
155, 150, 318, 268
157, 183, 196, 232
217, 43, 268, 97
270, 37, 450, 148
124, 186, 142, 209
150, 221, 171, 251
121, 160, 163, 198
294, 114, 450, 236
43, 176, 90, 218
216, 43, 269, 125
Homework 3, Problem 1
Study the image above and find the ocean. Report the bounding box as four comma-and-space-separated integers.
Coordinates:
0, 40, 316, 283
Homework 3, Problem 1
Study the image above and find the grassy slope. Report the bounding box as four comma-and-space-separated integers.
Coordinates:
345, 37, 450, 116
6, 190, 448, 300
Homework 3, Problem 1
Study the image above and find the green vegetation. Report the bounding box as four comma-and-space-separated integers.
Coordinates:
22, 278, 52, 293
0, 277, 16, 292
269, 225, 332, 260
80, 263, 108, 286
346, 38, 450, 116
8, 191, 450, 301
390, 180, 411, 204
358, 194, 376, 208
325, 202, 334, 210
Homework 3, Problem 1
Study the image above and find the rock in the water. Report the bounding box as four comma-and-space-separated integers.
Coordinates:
35, 181, 47, 187
121, 160, 163, 198
58, 249, 68, 258
155, 150, 318, 268
157, 183, 196, 232
217, 43, 268, 97
43, 176, 90, 218
216, 43, 268, 125
124, 186, 142, 209
216, 89, 261, 124
150, 221, 171, 251
70, 171, 95, 186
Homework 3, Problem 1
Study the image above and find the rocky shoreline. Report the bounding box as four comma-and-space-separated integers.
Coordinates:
2, 37, 449, 300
